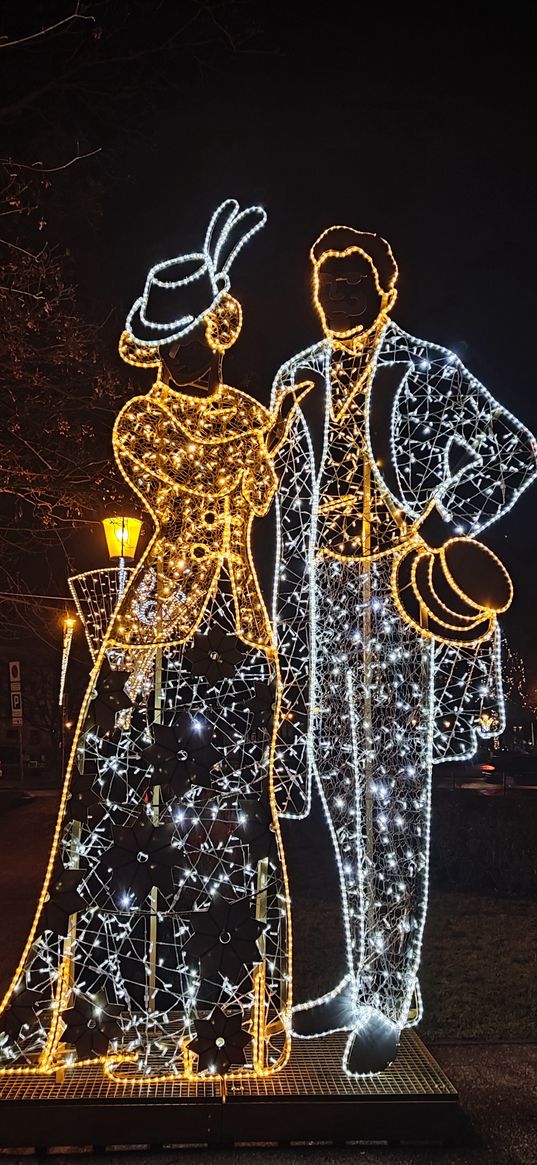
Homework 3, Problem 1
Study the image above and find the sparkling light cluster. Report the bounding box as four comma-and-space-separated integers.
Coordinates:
69, 568, 135, 661
0, 576, 291, 1079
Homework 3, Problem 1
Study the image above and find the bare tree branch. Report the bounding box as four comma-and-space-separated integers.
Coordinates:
0, 147, 102, 172
0, 7, 93, 51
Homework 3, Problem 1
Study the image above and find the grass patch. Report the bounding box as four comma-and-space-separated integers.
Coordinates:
289, 887, 537, 1041
419, 892, 537, 1040
284, 798, 537, 1042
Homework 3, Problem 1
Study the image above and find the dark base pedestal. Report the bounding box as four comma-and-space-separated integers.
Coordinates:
0, 1031, 464, 1150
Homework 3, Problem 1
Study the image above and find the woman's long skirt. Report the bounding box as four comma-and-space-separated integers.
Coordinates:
0, 574, 290, 1078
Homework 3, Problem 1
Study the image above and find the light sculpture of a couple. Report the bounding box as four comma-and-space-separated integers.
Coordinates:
0, 200, 534, 1081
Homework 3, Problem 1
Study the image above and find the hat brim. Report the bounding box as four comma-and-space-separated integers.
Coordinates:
125, 297, 195, 345
124, 287, 226, 350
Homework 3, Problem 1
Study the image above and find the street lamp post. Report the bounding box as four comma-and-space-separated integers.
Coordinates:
102, 513, 162, 1008
61, 518, 142, 993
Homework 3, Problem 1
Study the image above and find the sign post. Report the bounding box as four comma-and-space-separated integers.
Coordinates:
8, 661, 23, 787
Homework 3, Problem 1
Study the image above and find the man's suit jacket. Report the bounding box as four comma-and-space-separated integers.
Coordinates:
271, 321, 537, 817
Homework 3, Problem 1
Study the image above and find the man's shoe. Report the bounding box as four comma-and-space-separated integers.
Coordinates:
343, 1007, 400, 1075
292, 977, 355, 1037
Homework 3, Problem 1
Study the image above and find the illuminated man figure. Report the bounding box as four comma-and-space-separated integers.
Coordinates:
272, 226, 536, 1073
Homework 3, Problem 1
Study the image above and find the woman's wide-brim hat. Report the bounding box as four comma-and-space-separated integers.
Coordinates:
122, 199, 266, 363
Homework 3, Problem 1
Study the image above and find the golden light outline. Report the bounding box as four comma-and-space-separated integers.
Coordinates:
0, 299, 299, 1082
409, 551, 490, 633
439, 538, 514, 616
390, 546, 496, 648
312, 245, 397, 343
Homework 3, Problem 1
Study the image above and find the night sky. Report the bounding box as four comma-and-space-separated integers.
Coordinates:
5, 3, 537, 672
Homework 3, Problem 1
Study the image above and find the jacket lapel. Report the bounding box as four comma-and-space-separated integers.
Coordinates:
368, 358, 413, 500
290, 339, 412, 492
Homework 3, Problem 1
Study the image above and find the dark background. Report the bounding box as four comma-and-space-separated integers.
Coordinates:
2, 1, 537, 675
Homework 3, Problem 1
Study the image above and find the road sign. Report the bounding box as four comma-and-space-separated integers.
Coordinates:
8, 660, 23, 726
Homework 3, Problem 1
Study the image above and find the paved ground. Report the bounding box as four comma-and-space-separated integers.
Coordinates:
0, 795, 536, 1162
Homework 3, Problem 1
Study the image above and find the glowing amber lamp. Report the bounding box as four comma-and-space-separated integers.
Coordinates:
102, 516, 142, 561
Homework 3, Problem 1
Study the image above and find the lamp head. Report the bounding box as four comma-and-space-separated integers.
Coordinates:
102, 516, 142, 561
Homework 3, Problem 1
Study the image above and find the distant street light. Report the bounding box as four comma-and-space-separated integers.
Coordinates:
59, 614, 76, 783
59, 615, 76, 707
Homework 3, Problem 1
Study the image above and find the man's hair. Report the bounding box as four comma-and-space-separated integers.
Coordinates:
311, 226, 398, 294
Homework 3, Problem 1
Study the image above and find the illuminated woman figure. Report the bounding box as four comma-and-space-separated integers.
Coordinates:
272, 226, 536, 1074
0, 200, 307, 1081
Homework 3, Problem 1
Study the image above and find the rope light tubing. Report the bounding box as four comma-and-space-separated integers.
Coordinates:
0, 208, 534, 1084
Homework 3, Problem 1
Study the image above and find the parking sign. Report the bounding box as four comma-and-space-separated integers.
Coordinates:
9, 660, 23, 726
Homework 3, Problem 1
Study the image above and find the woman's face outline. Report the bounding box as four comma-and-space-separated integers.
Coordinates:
159, 320, 214, 389
159, 295, 243, 389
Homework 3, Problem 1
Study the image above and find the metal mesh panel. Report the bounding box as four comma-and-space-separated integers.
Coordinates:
0, 1032, 455, 1104
228, 1031, 456, 1098
68, 568, 133, 659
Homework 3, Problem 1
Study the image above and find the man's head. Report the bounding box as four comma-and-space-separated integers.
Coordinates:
311, 226, 398, 342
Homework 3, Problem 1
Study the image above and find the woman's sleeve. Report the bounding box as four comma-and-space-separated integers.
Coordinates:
241, 438, 278, 516
114, 394, 181, 490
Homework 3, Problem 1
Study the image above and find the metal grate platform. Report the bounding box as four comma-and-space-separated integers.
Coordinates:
0, 1032, 463, 1149
228, 1030, 457, 1099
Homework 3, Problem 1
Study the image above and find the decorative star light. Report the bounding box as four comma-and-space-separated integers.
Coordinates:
187, 1005, 251, 1075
